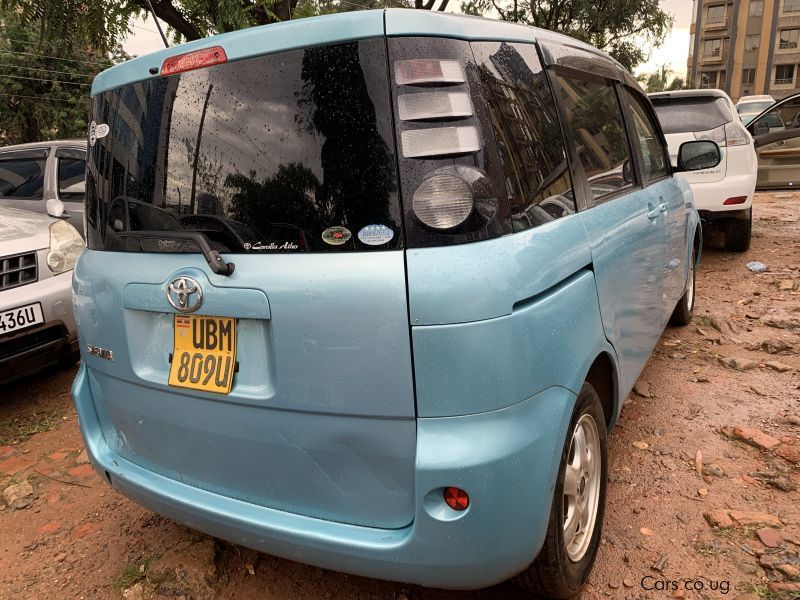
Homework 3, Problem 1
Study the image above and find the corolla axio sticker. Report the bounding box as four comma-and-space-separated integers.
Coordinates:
243, 241, 299, 251
89, 121, 110, 146
357, 224, 394, 246
321, 226, 351, 246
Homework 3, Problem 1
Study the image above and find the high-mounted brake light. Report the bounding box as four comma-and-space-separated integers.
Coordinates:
395, 59, 465, 86
161, 46, 228, 76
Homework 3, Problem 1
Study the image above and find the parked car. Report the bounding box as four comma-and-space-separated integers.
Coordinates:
0, 201, 83, 385
71, 9, 721, 599
649, 89, 757, 251
0, 139, 87, 236
746, 92, 800, 189
736, 94, 775, 125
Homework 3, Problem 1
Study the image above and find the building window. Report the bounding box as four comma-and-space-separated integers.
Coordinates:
741, 68, 756, 86
707, 4, 727, 23
745, 34, 760, 51
704, 38, 723, 56
749, 0, 764, 15
700, 71, 719, 88
785, 0, 800, 13
779, 29, 800, 50
774, 64, 796, 85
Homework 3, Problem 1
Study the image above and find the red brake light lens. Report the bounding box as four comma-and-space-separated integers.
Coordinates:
161, 46, 228, 76
443, 486, 469, 511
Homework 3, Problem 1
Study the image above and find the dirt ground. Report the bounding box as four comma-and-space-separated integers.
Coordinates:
1, 191, 798, 600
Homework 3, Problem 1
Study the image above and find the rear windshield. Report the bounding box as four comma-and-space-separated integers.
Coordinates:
737, 100, 773, 114
651, 97, 731, 134
86, 39, 402, 253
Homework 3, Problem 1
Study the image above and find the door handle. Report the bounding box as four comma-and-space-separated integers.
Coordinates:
647, 203, 660, 220
659, 202, 668, 212
776, 140, 786, 147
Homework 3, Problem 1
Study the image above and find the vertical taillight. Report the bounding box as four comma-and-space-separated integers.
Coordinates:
161, 46, 228, 76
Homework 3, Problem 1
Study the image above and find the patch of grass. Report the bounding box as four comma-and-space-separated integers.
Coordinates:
113, 555, 157, 590
693, 540, 721, 556
742, 582, 800, 600
0, 410, 63, 445
696, 316, 715, 327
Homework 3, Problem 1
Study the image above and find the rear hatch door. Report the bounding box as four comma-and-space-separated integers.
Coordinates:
77, 34, 417, 529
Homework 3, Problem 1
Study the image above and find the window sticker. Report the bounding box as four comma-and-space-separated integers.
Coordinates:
357, 224, 394, 246
88, 122, 109, 147
321, 226, 352, 246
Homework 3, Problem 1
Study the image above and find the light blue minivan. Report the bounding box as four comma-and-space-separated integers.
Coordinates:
71, 9, 721, 598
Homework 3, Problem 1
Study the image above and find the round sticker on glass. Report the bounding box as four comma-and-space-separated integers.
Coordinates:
357, 224, 394, 246
322, 226, 352, 246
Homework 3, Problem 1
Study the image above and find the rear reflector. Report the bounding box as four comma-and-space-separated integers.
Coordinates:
395, 59, 465, 86
723, 196, 747, 205
398, 92, 473, 121
161, 46, 228, 76
401, 126, 480, 159
443, 487, 469, 511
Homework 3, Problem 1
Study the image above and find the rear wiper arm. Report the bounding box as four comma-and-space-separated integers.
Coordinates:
117, 230, 236, 276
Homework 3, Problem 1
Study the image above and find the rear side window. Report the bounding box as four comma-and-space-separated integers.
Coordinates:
621, 89, 669, 182
651, 97, 732, 134
0, 151, 47, 200
554, 74, 634, 202
57, 148, 86, 202
471, 42, 575, 233
86, 39, 400, 253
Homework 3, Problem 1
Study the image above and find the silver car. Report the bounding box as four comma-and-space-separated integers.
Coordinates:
0, 139, 87, 236
0, 203, 84, 384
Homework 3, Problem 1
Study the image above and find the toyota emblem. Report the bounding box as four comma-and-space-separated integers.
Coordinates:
166, 276, 203, 313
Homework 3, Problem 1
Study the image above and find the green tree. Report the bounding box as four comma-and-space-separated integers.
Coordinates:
460, 0, 673, 71
636, 65, 685, 93
0, 10, 115, 144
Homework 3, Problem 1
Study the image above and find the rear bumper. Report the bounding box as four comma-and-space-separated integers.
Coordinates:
688, 172, 756, 214
72, 364, 575, 589
0, 272, 78, 384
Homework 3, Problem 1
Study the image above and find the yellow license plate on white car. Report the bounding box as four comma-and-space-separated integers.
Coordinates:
168, 315, 237, 394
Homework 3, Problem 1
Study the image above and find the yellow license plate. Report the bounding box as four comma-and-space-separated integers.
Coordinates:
168, 315, 237, 394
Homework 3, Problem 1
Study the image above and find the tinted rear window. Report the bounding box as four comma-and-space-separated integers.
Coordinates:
0, 152, 47, 200
651, 97, 731, 134
86, 39, 401, 253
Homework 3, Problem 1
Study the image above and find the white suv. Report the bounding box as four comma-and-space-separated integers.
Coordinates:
650, 89, 757, 251
736, 94, 775, 125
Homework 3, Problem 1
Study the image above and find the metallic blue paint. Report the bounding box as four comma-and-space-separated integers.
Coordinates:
76, 12, 704, 588
73, 364, 575, 590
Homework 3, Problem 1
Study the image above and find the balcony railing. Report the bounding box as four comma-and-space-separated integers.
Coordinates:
702, 16, 730, 29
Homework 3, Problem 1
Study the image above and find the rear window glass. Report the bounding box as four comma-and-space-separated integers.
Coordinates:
0, 153, 47, 200
86, 39, 401, 253
737, 100, 773, 114
651, 97, 731, 134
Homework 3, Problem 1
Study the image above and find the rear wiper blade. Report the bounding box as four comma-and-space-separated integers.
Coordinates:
116, 230, 235, 276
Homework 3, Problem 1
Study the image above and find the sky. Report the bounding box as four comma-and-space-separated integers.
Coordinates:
123, 0, 694, 79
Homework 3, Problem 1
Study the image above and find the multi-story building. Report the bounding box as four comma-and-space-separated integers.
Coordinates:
688, 0, 800, 102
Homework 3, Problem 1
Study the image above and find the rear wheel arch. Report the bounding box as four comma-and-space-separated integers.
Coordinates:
584, 352, 617, 429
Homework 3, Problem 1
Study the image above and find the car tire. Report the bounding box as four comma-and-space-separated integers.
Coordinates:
669, 244, 696, 327
724, 209, 752, 252
515, 383, 607, 599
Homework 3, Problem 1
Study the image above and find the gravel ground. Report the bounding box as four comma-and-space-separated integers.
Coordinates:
1, 191, 798, 600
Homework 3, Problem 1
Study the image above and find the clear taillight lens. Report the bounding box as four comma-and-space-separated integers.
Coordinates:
47, 220, 85, 275
395, 59, 465, 86
724, 121, 750, 146
695, 124, 727, 146
398, 92, 474, 121
401, 126, 481, 159
413, 173, 474, 230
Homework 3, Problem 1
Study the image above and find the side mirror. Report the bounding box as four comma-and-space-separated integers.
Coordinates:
622, 159, 634, 184
113, 218, 125, 232
46, 198, 68, 218
62, 181, 86, 195
754, 120, 770, 136
677, 140, 722, 172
